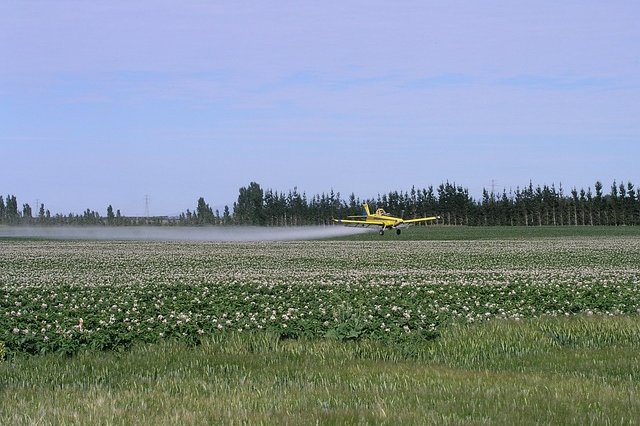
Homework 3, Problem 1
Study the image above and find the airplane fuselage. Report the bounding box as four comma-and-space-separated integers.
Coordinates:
365, 209, 406, 229
334, 203, 438, 235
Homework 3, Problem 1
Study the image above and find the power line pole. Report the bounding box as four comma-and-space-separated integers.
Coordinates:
490, 179, 498, 199
144, 195, 150, 218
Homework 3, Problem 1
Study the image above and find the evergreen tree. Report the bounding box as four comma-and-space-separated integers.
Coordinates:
626, 182, 637, 225
609, 181, 619, 225
534, 185, 543, 226
619, 182, 627, 225
107, 205, 115, 225
235, 182, 265, 225
6, 195, 18, 223
196, 197, 214, 224
500, 189, 514, 226
571, 188, 579, 226
586, 187, 594, 225
594, 181, 604, 225
579, 189, 587, 226
263, 190, 276, 226
0, 196, 4, 222
558, 183, 566, 226
481, 189, 492, 226
39, 203, 46, 223
22, 203, 33, 222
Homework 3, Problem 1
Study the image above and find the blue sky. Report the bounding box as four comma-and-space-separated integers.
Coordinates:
2, 1, 638, 216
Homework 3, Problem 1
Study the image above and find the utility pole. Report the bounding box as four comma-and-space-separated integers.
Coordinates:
144, 195, 150, 218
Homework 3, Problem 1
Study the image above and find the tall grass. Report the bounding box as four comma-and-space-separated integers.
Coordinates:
2, 316, 639, 425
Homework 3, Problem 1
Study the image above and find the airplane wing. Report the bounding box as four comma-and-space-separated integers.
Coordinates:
403, 216, 439, 224
333, 219, 386, 227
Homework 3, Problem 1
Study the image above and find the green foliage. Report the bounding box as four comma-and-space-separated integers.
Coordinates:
195, 196, 215, 224
2, 233, 639, 357
0, 341, 4, 361
235, 181, 265, 225
422, 316, 640, 369
2, 318, 640, 425
106, 204, 115, 225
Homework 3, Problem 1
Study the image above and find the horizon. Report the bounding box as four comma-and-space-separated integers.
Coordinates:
2, 1, 638, 216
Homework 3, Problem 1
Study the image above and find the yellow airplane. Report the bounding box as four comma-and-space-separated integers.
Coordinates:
334, 203, 439, 235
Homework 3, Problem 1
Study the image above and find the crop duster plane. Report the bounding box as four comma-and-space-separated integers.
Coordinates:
334, 203, 439, 235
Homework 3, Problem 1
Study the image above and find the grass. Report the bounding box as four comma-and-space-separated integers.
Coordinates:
2, 316, 640, 425
333, 225, 640, 241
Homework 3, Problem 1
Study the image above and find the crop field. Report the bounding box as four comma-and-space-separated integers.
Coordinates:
2, 227, 640, 424
2, 232, 640, 355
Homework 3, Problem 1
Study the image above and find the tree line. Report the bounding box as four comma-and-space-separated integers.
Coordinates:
2, 179, 639, 226
0, 197, 151, 226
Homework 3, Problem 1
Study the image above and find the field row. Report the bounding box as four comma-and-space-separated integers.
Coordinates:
2, 238, 640, 355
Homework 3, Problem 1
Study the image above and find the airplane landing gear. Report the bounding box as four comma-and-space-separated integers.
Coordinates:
379, 229, 385, 236
396, 229, 401, 235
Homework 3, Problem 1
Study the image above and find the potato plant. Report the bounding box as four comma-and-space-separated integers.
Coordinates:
2, 238, 639, 356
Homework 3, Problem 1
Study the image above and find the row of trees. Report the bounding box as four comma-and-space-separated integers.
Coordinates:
477, 181, 639, 227
3, 179, 640, 227
0, 197, 154, 226
180, 180, 640, 227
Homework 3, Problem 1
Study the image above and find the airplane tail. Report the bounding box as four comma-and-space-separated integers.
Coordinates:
362, 203, 371, 216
